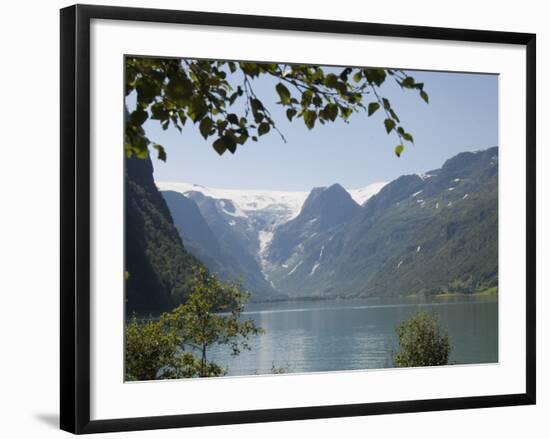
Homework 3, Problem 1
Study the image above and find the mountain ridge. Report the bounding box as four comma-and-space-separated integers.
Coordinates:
159, 147, 498, 301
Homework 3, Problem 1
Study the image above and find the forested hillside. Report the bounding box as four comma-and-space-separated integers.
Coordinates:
125, 156, 200, 315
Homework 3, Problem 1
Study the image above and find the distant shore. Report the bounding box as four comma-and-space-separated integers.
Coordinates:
251, 287, 499, 305
431, 287, 498, 299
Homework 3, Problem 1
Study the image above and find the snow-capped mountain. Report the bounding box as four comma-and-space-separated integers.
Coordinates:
157, 147, 498, 301
156, 180, 386, 300
158, 182, 385, 216
157, 182, 307, 226
348, 182, 388, 206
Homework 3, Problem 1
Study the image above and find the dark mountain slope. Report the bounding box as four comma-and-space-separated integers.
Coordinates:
125, 156, 199, 315
267, 183, 360, 264
162, 191, 223, 270
167, 191, 282, 300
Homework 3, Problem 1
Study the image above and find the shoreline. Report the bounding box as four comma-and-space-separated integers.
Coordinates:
251, 287, 499, 305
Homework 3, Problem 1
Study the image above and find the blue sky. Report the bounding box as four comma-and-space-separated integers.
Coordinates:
139, 65, 498, 191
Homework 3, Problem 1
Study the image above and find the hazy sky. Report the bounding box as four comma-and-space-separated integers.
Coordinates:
138, 64, 498, 191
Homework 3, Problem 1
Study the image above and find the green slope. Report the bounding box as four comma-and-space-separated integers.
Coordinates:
125, 156, 200, 315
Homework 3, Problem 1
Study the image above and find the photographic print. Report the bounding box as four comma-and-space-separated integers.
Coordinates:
124, 56, 498, 381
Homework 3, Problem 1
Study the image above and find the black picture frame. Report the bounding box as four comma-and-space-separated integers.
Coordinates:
60, 4, 536, 434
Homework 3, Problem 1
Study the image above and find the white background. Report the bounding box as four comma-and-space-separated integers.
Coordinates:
90, 19, 526, 420
0, 0, 546, 438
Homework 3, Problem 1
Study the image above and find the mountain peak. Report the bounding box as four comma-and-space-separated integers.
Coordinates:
299, 183, 360, 229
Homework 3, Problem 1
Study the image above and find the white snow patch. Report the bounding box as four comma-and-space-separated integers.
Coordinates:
417, 173, 434, 180
309, 262, 321, 276
397, 260, 403, 269
288, 262, 302, 276
319, 245, 325, 259
282, 264, 288, 268
448, 187, 455, 191
411, 190, 423, 198
156, 181, 309, 222
348, 182, 387, 205
453, 178, 461, 182
223, 208, 247, 218
463, 193, 469, 199
447, 201, 453, 207
435, 202, 439, 209
416, 245, 422, 253
416, 199, 424, 204
258, 230, 274, 254
228, 220, 236, 226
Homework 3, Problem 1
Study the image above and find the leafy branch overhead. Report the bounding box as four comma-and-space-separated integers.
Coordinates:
125, 57, 429, 160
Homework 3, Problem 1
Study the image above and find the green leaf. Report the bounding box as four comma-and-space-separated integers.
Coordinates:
188, 96, 207, 123
222, 134, 237, 153
389, 109, 400, 123
301, 89, 313, 108
403, 132, 414, 143
258, 122, 270, 136
368, 102, 380, 116
364, 69, 386, 86
420, 90, 429, 103
401, 77, 415, 88
340, 106, 352, 121
275, 83, 291, 105
384, 118, 396, 134
240, 62, 260, 77
353, 71, 363, 83
324, 103, 338, 121
324, 73, 338, 88
250, 98, 263, 115
213, 138, 226, 155
303, 110, 317, 130
395, 144, 404, 157
131, 109, 148, 126
199, 117, 213, 140
227, 113, 239, 125
286, 108, 297, 122
382, 97, 391, 110
150, 103, 169, 121
339, 67, 352, 81
152, 143, 166, 161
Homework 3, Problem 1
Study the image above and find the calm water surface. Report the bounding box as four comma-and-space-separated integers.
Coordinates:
207, 295, 498, 376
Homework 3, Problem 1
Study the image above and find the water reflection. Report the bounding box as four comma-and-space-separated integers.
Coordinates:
206, 295, 498, 376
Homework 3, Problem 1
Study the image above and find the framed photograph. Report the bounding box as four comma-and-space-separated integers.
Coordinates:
60, 4, 536, 434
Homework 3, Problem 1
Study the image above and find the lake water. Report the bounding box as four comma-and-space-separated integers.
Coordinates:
207, 295, 498, 376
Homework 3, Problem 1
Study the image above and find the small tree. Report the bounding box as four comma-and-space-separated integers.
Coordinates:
125, 316, 211, 381
393, 311, 450, 367
125, 267, 262, 380
164, 267, 264, 377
